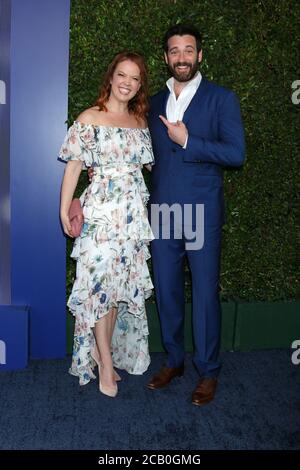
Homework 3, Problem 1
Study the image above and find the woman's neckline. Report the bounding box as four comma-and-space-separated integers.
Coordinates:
74, 120, 148, 131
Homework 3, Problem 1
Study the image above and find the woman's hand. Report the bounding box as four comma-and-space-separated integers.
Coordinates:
60, 160, 82, 238
60, 212, 74, 238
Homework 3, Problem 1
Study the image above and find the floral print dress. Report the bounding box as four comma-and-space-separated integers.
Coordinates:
59, 121, 154, 385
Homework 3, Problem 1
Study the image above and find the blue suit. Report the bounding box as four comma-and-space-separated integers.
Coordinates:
148, 77, 245, 377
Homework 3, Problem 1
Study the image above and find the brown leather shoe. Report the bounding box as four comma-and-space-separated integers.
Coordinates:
192, 377, 218, 406
147, 365, 184, 389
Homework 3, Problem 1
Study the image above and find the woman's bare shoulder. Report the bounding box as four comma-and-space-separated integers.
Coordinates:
136, 117, 148, 129
76, 107, 105, 125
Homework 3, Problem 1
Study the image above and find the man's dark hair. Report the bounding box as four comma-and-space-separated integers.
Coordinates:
163, 24, 202, 53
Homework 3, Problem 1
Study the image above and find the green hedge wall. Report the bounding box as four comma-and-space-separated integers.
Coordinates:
66, 0, 299, 302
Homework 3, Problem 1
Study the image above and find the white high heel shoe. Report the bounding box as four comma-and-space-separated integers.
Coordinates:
91, 350, 118, 397
91, 349, 121, 382
97, 362, 118, 397
114, 369, 122, 382
99, 374, 118, 398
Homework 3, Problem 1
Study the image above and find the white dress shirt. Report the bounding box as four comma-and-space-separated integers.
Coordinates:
166, 71, 202, 148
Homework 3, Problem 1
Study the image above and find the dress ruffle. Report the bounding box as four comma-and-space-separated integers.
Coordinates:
59, 124, 155, 386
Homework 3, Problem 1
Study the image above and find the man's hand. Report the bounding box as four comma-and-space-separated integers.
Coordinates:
87, 167, 94, 183
159, 115, 188, 147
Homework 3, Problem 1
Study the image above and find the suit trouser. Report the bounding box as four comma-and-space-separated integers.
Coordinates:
151, 224, 222, 377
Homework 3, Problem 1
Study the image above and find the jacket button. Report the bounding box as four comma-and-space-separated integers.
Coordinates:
172, 148, 176, 153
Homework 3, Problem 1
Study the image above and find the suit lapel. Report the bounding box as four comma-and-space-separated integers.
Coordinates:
182, 77, 209, 126
161, 88, 170, 117
156, 77, 209, 124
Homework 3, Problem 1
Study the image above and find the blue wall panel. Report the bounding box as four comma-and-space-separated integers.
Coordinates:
0, 305, 28, 369
0, 0, 11, 304
9, 0, 70, 358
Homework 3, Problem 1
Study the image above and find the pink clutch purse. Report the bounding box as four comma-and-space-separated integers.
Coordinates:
68, 198, 84, 237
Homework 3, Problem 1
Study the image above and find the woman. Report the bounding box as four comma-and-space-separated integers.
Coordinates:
59, 52, 154, 397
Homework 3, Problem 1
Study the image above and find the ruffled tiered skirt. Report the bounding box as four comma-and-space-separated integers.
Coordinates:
68, 166, 154, 385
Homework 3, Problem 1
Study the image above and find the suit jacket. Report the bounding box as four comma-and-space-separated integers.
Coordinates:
148, 77, 245, 226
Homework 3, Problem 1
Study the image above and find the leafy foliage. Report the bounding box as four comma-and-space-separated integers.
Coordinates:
66, 0, 299, 301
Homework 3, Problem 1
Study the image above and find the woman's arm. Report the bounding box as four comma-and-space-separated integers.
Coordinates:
60, 160, 82, 237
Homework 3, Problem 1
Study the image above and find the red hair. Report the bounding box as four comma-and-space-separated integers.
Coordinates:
95, 51, 149, 123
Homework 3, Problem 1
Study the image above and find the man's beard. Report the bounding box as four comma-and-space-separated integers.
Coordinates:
168, 60, 199, 82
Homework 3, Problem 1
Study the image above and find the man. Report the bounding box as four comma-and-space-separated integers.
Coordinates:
147, 24, 245, 406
